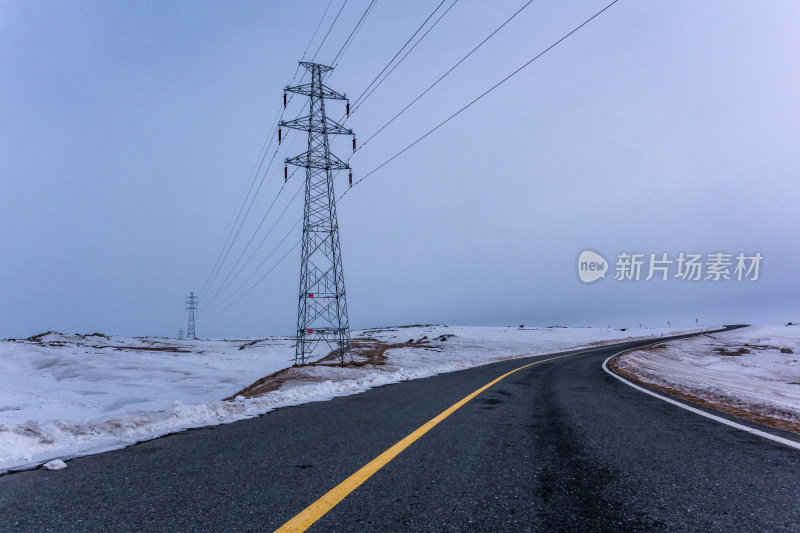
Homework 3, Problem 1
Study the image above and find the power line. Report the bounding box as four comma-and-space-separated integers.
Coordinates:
332, 0, 377, 68
198, 106, 281, 297
311, 0, 349, 64
203, 168, 303, 310
208, 172, 357, 317
202, 177, 290, 309
199, 132, 288, 300
358, 0, 536, 151
302, 0, 336, 61
200, 102, 314, 308
204, 220, 303, 317
205, 239, 300, 318
200, 95, 314, 303
198, 100, 302, 301
342, 0, 620, 199
350, 0, 448, 109
207, 175, 353, 317
331, 0, 376, 68
201, 83, 335, 307
350, 0, 459, 115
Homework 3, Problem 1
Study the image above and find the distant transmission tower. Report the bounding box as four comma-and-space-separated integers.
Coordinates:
186, 292, 198, 339
177, 328, 184, 340
281, 62, 353, 365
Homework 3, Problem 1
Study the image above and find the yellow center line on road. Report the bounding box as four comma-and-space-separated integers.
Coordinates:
275, 347, 596, 533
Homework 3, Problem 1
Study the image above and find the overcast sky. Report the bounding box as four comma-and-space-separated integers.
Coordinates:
2, 0, 798, 339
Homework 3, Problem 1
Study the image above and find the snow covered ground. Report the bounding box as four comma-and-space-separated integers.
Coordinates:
1, 325, 697, 473
614, 325, 800, 429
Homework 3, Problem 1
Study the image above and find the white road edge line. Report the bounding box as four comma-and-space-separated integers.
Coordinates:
602, 350, 800, 451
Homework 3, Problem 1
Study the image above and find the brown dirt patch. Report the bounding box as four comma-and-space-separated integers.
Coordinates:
224, 365, 330, 400
226, 337, 441, 400
609, 353, 800, 435
743, 343, 781, 351
107, 345, 191, 353
713, 347, 751, 356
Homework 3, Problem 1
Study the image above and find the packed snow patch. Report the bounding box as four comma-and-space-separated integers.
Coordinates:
42, 459, 66, 470
614, 325, 800, 430
1, 326, 698, 472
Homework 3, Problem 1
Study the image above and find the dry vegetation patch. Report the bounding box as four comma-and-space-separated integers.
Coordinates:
227, 337, 446, 400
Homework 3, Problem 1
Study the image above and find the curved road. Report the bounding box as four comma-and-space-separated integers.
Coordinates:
2, 335, 799, 531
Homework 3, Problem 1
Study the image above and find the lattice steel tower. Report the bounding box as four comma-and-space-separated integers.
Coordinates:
185, 292, 198, 339
281, 62, 353, 364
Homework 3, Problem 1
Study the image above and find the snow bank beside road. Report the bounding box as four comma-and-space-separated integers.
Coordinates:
0, 333, 294, 472
614, 326, 800, 430
0, 333, 294, 426
1, 326, 697, 472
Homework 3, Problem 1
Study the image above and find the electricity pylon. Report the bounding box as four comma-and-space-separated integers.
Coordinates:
186, 292, 198, 339
177, 328, 184, 340
281, 61, 353, 365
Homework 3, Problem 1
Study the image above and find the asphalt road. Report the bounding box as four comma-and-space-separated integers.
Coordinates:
2, 333, 799, 532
